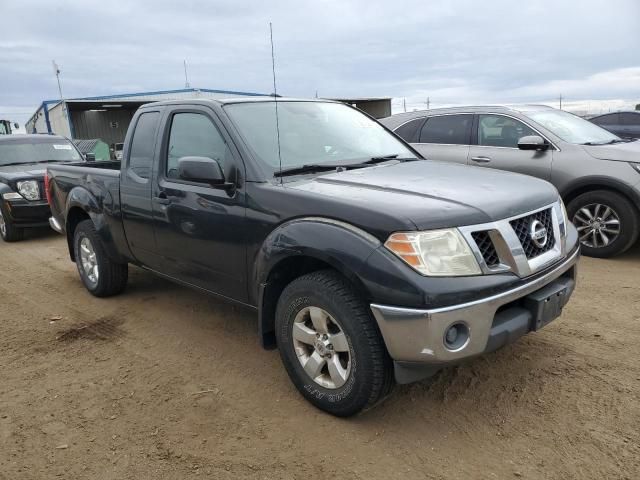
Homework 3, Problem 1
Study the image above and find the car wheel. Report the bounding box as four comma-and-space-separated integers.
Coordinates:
567, 190, 639, 258
0, 204, 24, 242
275, 269, 394, 416
73, 219, 128, 297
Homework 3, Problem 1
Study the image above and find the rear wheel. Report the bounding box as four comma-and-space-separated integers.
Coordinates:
0, 205, 24, 242
73, 220, 128, 297
275, 270, 394, 416
567, 190, 639, 258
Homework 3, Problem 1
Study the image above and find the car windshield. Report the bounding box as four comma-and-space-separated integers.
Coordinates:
224, 101, 415, 173
524, 109, 619, 145
0, 138, 81, 166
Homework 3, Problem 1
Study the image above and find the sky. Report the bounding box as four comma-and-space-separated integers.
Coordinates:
1, 0, 639, 132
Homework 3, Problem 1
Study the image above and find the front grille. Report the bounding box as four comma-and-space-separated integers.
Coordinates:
510, 208, 555, 259
471, 230, 500, 267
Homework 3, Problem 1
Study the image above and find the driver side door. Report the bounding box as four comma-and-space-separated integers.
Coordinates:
467, 114, 553, 181
151, 107, 248, 302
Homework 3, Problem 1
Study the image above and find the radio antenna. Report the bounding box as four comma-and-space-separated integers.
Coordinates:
269, 22, 283, 184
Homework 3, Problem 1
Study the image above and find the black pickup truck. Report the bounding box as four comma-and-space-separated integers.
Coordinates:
47, 98, 580, 416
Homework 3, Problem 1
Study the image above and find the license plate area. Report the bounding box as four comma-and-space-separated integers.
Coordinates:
523, 277, 575, 331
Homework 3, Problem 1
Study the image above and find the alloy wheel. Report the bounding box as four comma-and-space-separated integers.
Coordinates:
573, 203, 621, 249
0, 210, 5, 237
79, 237, 99, 285
292, 306, 351, 389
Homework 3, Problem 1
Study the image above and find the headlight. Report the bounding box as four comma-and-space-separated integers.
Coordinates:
385, 229, 481, 276
17, 180, 40, 200
559, 198, 568, 225
630, 163, 640, 174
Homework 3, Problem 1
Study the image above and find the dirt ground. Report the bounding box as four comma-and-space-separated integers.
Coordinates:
0, 230, 638, 480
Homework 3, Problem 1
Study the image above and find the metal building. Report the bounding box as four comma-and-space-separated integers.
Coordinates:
329, 97, 392, 119
25, 87, 268, 146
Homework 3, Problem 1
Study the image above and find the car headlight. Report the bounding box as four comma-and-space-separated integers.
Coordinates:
17, 180, 40, 201
630, 163, 640, 174
559, 197, 568, 225
385, 229, 481, 276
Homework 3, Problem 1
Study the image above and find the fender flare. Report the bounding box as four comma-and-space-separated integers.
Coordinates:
560, 176, 640, 208
65, 186, 129, 263
253, 217, 382, 347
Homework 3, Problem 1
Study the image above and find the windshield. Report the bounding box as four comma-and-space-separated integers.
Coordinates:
0, 138, 81, 166
0, 123, 9, 135
525, 109, 619, 145
224, 101, 415, 173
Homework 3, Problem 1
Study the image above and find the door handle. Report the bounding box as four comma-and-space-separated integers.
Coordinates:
154, 192, 171, 205
471, 156, 491, 163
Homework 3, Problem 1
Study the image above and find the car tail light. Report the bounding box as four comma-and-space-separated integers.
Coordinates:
44, 173, 52, 205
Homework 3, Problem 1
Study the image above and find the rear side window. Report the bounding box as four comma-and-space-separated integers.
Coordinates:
129, 111, 160, 179
592, 114, 619, 126
477, 114, 536, 148
419, 115, 472, 145
620, 113, 639, 126
393, 118, 425, 143
166, 113, 229, 178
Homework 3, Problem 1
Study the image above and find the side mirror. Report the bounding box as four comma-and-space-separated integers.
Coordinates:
518, 135, 549, 151
13, 123, 19, 129
85, 152, 96, 162
178, 156, 227, 185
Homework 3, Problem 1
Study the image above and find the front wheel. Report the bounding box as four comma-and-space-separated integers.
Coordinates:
567, 190, 639, 258
73, 220, 128, 297
0, 205, 24, 242
275, 270, 394, 416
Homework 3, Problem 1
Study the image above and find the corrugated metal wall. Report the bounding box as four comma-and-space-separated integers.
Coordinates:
71, 108, 137, 146
48, 103, 72, 137
25, 105, 49, 134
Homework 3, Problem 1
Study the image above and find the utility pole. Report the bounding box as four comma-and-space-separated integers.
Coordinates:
559, 93, 562, 110
403, 97, 407, 113
426, 97, 430, 110
183, 59, 191, 88
52, 60, 68, 123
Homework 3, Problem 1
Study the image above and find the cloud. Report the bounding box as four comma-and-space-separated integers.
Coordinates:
1, 0, 639, 128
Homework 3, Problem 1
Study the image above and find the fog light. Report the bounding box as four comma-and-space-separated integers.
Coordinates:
444, 322, 470, 351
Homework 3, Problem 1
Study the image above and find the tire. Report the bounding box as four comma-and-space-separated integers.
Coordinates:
275, 269, 394, 416
73, 219, 128, 297
567, 190, 639, 258
0, 204, 24, 242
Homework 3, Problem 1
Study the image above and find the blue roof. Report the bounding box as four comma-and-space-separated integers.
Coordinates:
43, 87, 269, 103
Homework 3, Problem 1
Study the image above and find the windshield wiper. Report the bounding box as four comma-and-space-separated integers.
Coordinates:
274, 155, 420, 178
274, 162, 369, 178
33, 159, 73, 164
582, 139, 625, 146
366, 154, 419, 163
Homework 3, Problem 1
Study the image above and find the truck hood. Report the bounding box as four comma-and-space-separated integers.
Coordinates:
288, 160, 559, 231
0, 163, 46, 182
582, 140, 640, 163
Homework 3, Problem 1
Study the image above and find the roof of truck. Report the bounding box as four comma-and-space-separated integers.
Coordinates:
141, 97, 341, 108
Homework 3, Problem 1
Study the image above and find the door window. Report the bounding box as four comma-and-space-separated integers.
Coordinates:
394, 118, 425, 143
620, 113, 640, 126
477, 114, 537, 148
129, 111, 160, 179
591, 113, 619, 126
418, 115, 472, 145
166, 113, 229, 178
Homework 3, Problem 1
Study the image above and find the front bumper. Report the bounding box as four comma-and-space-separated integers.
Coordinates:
370, 246, 579, 381
2, 199, 51, 228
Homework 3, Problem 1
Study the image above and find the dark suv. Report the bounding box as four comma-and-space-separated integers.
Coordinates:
0, 134, 84, 241
589, 111, 640, 140
380, 105, 640, 258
